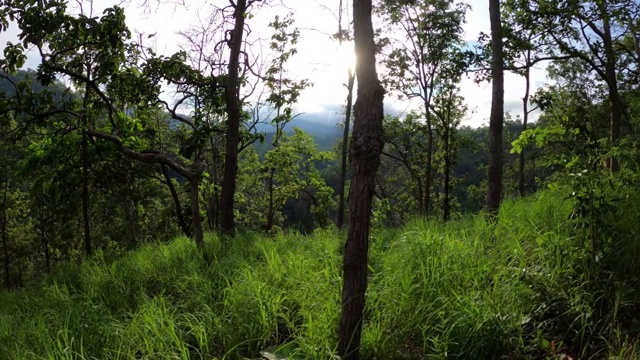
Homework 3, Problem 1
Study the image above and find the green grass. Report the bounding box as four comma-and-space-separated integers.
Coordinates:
1, 189, 640, 359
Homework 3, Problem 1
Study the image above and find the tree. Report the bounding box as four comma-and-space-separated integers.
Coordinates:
262, 13, 310, 232
262, 128, 335, 231
2, 1, 225, 248
375, 136, 418, 225
522, 0, 640, 171
336, 0, 356, 230
432, 80, 467, 221
220, 0, 250, 236
381, 113, 428, 216
487, 0, 505, 215
337, 0, 384, 359
500, 0, 547, 196
378, 0, 469, 217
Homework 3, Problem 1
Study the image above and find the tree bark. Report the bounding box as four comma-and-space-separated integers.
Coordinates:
338, 0, 385, 359
443, 125, 451, 222
189, 176, 204, 248
487, 0, 504, 216
220, 0, 248, 236
208, 137, 221, 230
265, 168, 276, 232
338, 70, 356, 230
81, 130, 92, 256
424, 111, 434, 217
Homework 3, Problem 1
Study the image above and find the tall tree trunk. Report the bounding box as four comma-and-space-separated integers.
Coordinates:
443, 126, 451, 222
338, 0, 384, 359
265, 122, 286, 233
265, 168, 276, 232
161, 164, 192, 237
416, 177, 425, 216
487, 0, 504, 216
220, 0, 247, 236
81, 130, 92, 256
209, 137, 221, 230
519, 60, 531, 196
2, 174, 9, 289
425, 112, 434, 217
602, 8, 621, 172
338, 70, 356, 230
189, 176, 204, 248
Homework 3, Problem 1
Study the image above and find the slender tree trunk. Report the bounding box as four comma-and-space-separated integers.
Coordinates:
338, 70, 356, 230
416, 177, 425, 216
81, 130, 92, 256
265, 123, 286, 233
487, 0, 504, 216
519, 61, 531, 196
209, 137, 220, 230
337, 0, 355, 230
602, 9, 621, 172
189, 176, 204, 248
161, 164, 192, 237
338, 0, 384, 359
2, 174, 9, 289
220, 0, 248, 236
265, 168, 276, 232
443, 127, 451, 222
425, 113, 434, 217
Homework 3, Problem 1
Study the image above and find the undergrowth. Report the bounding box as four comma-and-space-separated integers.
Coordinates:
1, 189, 640, 359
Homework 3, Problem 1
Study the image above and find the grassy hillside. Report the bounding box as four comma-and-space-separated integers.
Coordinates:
1, 190, 640, 359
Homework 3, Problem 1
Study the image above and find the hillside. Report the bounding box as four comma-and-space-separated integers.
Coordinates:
2, 190, 640, 359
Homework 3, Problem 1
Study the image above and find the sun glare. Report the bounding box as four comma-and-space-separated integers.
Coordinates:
335, 42, 356, 75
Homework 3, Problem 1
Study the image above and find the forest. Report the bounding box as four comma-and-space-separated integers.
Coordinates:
0, 0, 639, 359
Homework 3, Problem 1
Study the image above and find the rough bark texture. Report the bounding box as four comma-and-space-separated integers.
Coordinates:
337, 0, 384, 359
81, 130, 92, 257
337, 70, 356, 230
487, 0, 504, 216
219, 0, 247, 236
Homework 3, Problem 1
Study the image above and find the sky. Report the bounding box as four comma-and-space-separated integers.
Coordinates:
0, 0, 550, 127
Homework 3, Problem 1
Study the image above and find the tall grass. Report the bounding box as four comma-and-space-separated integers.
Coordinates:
1, 189, 639, 359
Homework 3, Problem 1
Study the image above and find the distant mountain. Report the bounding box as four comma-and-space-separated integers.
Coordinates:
253, 113, 344, 138
250, 113, 345, 152
0, 69, 69, 100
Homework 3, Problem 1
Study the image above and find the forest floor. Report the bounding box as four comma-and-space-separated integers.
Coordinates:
1, 190, 640, 359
